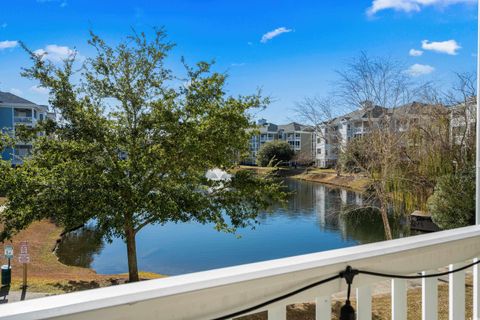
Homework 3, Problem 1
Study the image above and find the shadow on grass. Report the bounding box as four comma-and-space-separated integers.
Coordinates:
53, 281, 100, 293
52, 278, 121, 293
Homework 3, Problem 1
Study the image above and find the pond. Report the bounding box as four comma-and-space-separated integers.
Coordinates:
56, 179, 414, 276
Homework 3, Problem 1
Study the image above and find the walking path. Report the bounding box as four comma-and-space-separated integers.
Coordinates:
0, 286, 49, 304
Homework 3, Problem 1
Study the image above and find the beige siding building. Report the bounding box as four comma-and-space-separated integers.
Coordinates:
244, 119, 315, 166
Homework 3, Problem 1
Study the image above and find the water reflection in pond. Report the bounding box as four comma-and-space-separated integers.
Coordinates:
57, 179, 413, 275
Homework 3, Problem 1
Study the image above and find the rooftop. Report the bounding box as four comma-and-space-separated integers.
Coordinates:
0, 91, 38, 106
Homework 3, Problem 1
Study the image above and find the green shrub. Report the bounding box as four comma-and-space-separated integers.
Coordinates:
256, 141, 294, 167
428, 167, 475, 229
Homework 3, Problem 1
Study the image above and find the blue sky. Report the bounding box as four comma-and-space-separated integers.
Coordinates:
0, 0, 477, 123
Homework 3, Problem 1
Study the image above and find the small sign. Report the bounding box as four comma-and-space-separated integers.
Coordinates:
19, 255, 30, 264
4, 245, 13, 259
20, 241, 28, 255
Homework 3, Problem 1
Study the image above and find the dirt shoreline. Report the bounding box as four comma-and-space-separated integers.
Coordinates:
291, 170, 370, 192
238, 166, 371, 192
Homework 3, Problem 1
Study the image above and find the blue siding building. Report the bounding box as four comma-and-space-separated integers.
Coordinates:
0, 91, 54, 165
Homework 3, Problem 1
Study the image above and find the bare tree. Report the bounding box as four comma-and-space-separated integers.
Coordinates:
444, 72, 477, 168
336, 52, 412, 109
336, 53, 414, 240
294, 96, 347, 172
294, 96, 337, 129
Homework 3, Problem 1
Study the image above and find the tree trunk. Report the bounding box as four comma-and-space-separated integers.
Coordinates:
125, 222, 139, 282
380, 202, 393, 240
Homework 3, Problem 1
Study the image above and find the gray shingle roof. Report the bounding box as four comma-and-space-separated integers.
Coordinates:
278, 122, 310, 132
0, 91, 37, 105
394, 102, 447, 116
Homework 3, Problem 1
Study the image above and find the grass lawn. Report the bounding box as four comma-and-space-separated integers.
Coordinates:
236, 165, 371, 191
292, 170, 371, 192
3, 220, 164, 294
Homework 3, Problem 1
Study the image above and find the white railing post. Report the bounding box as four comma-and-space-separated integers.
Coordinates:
473, 258, 480, 320
315, 296, 331, 320
392, 279, 407, 320
476, 0, 480, 227
475, 0, 480, 317
356, 286, 372, 320
268, 305, 286, 320
449, 263, 465, 320
475, 0, 479, 316
422, 271, 438, 320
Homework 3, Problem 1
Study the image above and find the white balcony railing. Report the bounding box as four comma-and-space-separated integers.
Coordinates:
1, 225, 480, 320
13, 117, 33, 124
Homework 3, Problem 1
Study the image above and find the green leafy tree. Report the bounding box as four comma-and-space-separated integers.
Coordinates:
0, 30, 285, 282
256, 141, 294, 167
428, 167, 475, 229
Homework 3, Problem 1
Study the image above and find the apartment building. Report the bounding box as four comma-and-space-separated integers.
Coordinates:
0, 91, 54, 165
450, 97, 476, 146
314, 102, 447, 168
315, 104, 389, 168
245, 119, 315, 165
277, 122, 315, 163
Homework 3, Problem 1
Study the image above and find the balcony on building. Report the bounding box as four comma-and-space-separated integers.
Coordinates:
13, 108, 35, 125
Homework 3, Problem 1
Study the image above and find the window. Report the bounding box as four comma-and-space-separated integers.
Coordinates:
14, 146, 32, 158
317, 149, 322, 154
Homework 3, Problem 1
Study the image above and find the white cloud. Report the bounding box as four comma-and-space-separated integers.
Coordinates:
34, 44, 78, 62
409, 49, 423, 56
260, 27, 292, 43
367, 0, 476, 15
30, 85, 49, 95
421, 39, 461, 55
0, 40, 18, 50
406, 63, 435, 76
9, 88, 23, 96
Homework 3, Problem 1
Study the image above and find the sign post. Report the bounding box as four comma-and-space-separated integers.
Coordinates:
4, 245, 13, 268
19, 241, 29, 289
2, 244, 13, 286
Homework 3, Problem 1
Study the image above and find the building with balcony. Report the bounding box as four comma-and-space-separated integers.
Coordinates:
450, 97, 476, 147
315, 104, 389, 168
245, 119, 315, 165
0, 91, 54, 165
315, 102, 447, 168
